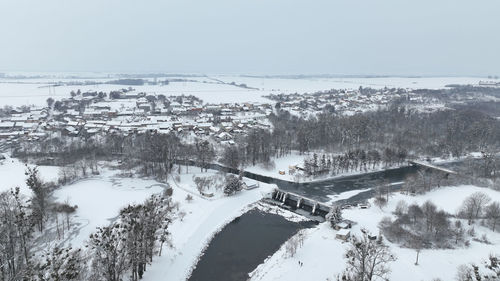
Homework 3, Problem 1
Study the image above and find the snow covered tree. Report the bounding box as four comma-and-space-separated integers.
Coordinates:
223, 175, 242, 196
27, 247, 87, 281
0, 188, 35, 280
88, 225, 128, 281
26, 166, 48, 231
326, 205, 343, 228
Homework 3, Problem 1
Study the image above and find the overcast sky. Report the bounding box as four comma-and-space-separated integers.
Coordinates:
0, 0, 499, 76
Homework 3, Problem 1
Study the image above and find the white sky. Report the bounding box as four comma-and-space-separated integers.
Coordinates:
0, 0, 499, 76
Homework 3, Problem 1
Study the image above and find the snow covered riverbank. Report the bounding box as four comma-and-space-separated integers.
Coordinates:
249, 185, 500, 281
141, 174, 276, 281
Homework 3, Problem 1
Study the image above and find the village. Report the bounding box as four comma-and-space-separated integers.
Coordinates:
0, 84, 474, 149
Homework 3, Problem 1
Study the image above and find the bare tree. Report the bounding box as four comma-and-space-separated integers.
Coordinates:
455, 264, 475, 281
340, 234, 396, 281
374, 196, 387, 210
459, 192, 492, 225
193, 176, 212, 195
485, 202, 500, 231
284, 231, 305, 258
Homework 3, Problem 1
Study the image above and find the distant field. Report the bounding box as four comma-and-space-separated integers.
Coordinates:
0, 75, 485, 107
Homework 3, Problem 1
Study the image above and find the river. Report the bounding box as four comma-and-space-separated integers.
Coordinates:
188, 209, 316, 281
187, 160, 471, 281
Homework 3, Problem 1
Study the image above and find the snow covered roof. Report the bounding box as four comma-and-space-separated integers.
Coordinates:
336, 229, 351, 236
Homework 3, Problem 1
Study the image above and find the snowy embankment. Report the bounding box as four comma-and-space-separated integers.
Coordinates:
141, 170, 275, 281
249, 185, 500, 281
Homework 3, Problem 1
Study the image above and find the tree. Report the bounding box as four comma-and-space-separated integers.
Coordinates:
485, 202, 500, 231
193, 176, 212, 195
0, 188, 35, 279
456, 264, 475, 281
27, 247, 86, 281
221, 145, 240, 169
26, 166, 48, 231
410, 235, 424, 265
340, 234, 396, 281
223, 175, 242, 196
452, 220, 465, 244
422, 200, 437, 233
195, 140, 215, 172
88, 225, 128, 281
459, 192, 492, 224
407, 204, 423, 225
374, 195, 387, 210
394, 200, 408, 216
46, 97, 55, 108
285, 231, 305, 258
326, 205, 343, 228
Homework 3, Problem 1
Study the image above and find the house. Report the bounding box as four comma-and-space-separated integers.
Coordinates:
0, 122, 14, 130
217, 132, 232, 140
336, 229, 351, 241
334, 221, 351, 230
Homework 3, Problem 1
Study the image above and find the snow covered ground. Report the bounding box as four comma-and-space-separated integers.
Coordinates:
0, 75, 486, 107
214, 75, 485, 92
249, 185, 500, 281
0, 81, 269, 106
244, 152, 310, 182
53, 171, 166, 246
4, 152, 500, 281
327, 188, 372, 204
0, 154, 59, 195
0, 155, 278, 280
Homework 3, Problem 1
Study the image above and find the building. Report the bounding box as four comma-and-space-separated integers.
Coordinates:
336, 229, 351, 241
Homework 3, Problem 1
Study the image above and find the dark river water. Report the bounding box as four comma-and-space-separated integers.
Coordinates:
188, 209, 316, 281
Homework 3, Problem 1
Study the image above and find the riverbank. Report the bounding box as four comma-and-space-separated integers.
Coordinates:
141, 178, 275, 281
248, 185, 500, 281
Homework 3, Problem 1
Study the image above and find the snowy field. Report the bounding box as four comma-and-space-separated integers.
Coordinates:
0, 74, 486, 107
244, 152, 310, 182
0, 154, 59, 195
0, 81, 269, 106
53, 171, 166, 246
215, 75, 486, 93
249, 185, 500, 281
